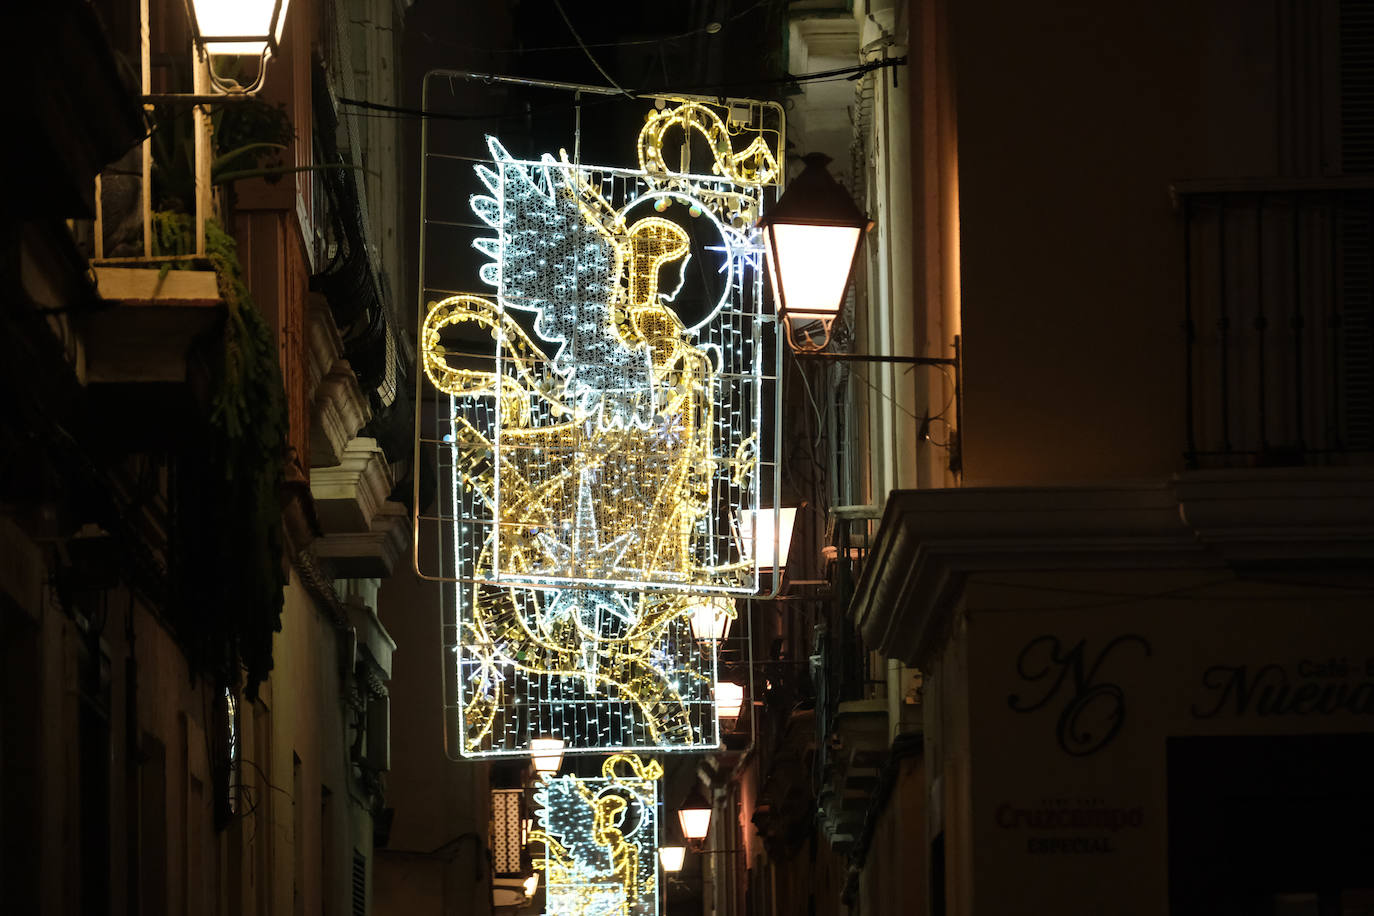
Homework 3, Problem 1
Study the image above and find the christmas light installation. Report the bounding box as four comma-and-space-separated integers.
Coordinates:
530, 753, 663, 916
420, 98, 783, 756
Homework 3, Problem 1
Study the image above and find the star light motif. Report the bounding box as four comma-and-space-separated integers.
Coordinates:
534, 468, 636, 581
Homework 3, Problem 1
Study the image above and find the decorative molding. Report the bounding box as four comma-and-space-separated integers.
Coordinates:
311, 360, 372, 468
313, 500, 409, 581
304, 292, 346, 400
850, 483, 1213, 666
1175, 468, 1374, 564
310, 438, 393, 533
851, 471, 1374, 667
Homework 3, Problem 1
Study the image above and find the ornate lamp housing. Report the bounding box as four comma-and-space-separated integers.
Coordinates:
184, 0, 291, 93
677, 787, 712, 844
716, 682, 745, 721
687, 597, 735, 643
758, 153, 872, 352
530, 737, 565, 776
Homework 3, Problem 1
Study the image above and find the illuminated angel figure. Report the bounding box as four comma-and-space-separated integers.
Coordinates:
472, 136, 697, 430
530, 754, 662, 916
421, 100, 777, 755
424, 135, 724, 588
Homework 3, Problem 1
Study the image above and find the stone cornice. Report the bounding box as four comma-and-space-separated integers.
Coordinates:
310, 437, 394, 533
850, 470, 1374, 667
313, 500, 409, 581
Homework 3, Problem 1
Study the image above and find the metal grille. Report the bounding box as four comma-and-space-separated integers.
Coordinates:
1341, 0, 1374, 174
351, 851, 366, 916
491, 788, 525, 876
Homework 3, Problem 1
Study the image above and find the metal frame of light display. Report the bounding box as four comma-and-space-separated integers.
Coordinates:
416, 72, 782, 759
530, 754, 663, 916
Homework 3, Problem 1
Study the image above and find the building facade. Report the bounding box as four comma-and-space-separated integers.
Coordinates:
748, 0, 1374, 914
2, 0, 414, 913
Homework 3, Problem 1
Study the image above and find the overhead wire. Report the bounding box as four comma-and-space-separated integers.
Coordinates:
336, 57, 908, 124
550, 0, 633, 98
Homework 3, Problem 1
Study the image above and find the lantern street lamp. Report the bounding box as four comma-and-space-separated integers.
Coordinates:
530, 737, 565, 777
715, 682, 745, 721
758, 153, 873, 352
659, 846, 686, 873
737, 507, 797, 572
677, 787, 713, 847
687, 597, 735, 643
184, 0, 292, 93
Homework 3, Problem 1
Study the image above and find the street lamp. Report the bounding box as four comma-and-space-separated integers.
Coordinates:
184, 0, 292, 93
530, 737, 565, 776
687, 597, 735, 642
758, 153, 872, 352
659, 846, 686, 873
737, 507, 797, 572
715, 682, 745, 721
677, 787, 712, 846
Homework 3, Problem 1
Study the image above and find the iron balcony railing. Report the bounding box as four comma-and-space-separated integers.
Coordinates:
1176, 179, 1374, 467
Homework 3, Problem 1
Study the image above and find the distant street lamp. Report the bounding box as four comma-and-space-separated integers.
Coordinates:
687, 597, 735, 643
715, 682, 744, 721
184, 0, 292, 92
677, 787, 712, 846
758, 153, 872, 352
530, 737, 565, 776
737, 507, 797, 572
659, 846, 686, 873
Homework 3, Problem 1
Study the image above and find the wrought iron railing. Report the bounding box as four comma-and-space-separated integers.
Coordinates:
1177, 180, 1374, 467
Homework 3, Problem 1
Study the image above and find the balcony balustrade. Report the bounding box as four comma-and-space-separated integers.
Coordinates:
1177, 180, 1374, 467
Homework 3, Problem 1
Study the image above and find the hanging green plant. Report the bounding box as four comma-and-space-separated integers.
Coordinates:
153, 211, 288, 698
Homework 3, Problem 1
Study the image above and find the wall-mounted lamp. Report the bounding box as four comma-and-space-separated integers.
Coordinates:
715, 682, 745, 721
737, 507, 797, 572
530, 737, 565, 777
758, 153, 872, 353
659, 846, 686, 873
184, 0, 292, 94
677, 787, 712, 846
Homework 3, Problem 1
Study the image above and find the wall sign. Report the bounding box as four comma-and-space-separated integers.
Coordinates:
1191, 656, 1374, 719
1007, 634, 1152, 756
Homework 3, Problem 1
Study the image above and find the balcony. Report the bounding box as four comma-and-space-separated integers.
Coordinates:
1176, 180, 1374, 468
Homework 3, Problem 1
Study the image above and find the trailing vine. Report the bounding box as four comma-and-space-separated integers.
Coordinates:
153, 211, 288, 698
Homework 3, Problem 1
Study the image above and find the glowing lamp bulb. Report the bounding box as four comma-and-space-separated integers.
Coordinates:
522, 873, 539, 898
